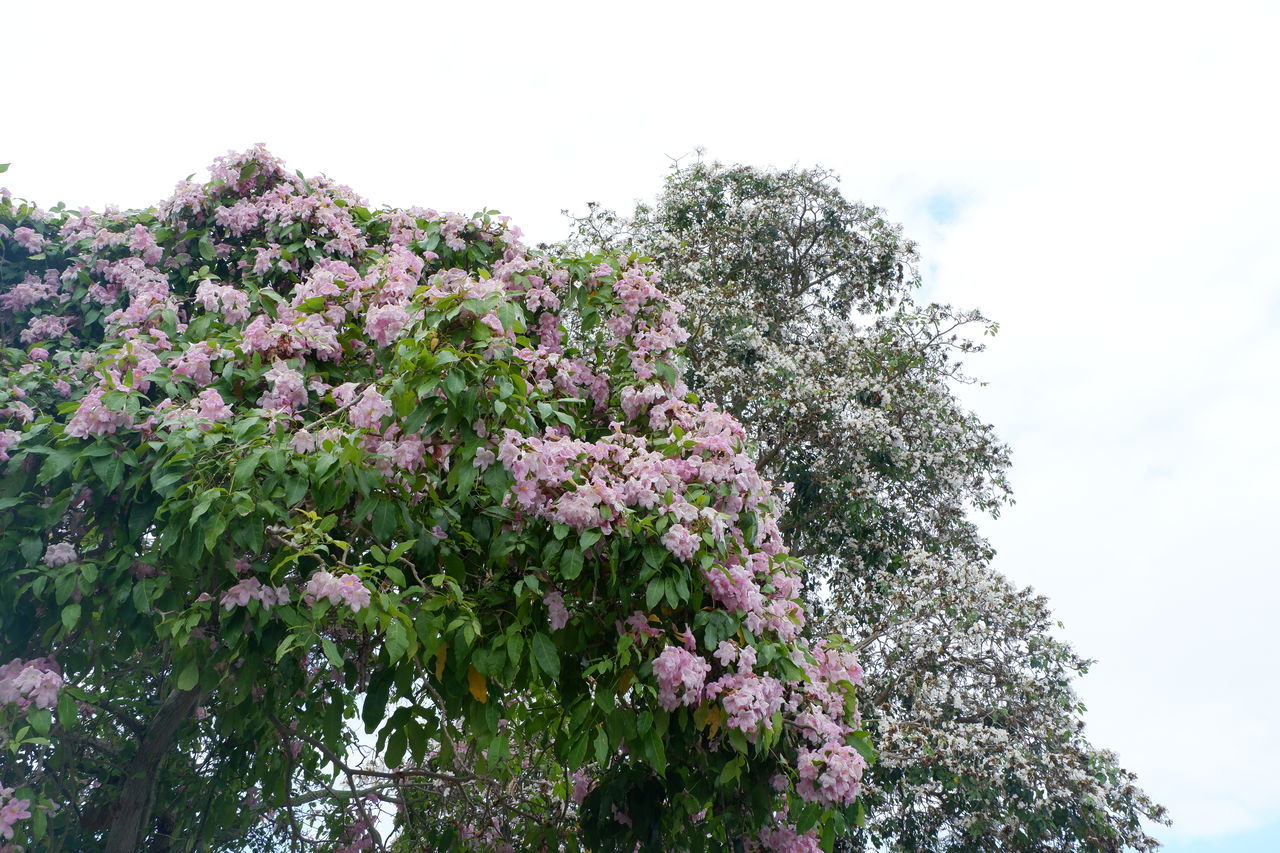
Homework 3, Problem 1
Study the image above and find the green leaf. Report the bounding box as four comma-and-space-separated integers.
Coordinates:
58, 691, 78, 729
796, 801, 823, 834
176, 661, 199, 691
373, 501, 397, 540
531, 632, 560, 680
272, 630, 296, 666
594, 728, 608, 765
19, 536, 42, 566
363, 669, 393, 734
579, 528, 602, 550
385, 727, 407, 769
198, 235, 216, 261
61, 603, 81, 631
0, 163, 9, 173
560, 548, 584, 581
821, 816, 837, 852
406, 718, 429, 764
643, 726, 667, 774
28, 708, 51, 737
322, 638, 343, 668
849, 730, 877, 764
646, 578, 665, 610
488, 731, 509, 764
386, 540, 416, 563
386, 620, 410, 662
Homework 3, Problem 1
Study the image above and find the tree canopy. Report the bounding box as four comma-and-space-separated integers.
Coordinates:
562, 158, 1168, 851
0, 149, 870, 852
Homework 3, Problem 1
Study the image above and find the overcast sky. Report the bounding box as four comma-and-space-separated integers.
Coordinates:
8, 1, 1279, 849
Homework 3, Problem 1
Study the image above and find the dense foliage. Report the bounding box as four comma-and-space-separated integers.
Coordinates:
562, 159, 1169, 851
0, 150, 871, 852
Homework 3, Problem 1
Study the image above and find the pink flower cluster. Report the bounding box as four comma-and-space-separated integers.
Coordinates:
652, 645, 711, 711
0, 788, 32, 843
348, 388, 393, 430
11, 226, 43, 253
169, 341, 221, 386
259, 361, 308, 412
754, 822, 821, 853
795, 741, 867, 807
42, 542, 77, 567
194, 280, 250, 324
0, 658, 62, 712
544, 590, 571, 630
64, 386, 133, 438
304, 571, 371, 612
19, 314, 72, 345
220, 577, 291, 611
705, 672, 785, 741
0, 430, 19, 462
0, 272, 58, 312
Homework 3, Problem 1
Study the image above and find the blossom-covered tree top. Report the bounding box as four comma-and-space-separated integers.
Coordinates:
0, 148, 871, 851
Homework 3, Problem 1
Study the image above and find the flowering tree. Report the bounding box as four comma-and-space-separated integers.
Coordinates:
562, 159, 1168, 851
0, 150, 870, 852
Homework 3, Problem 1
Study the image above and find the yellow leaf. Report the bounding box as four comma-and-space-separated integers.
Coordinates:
468, 665, 488, 703
618, 668, 634, 695
435, 644, 448, 680
707, 706, 725, 739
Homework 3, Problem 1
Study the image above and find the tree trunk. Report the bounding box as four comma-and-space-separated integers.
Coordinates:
103, 687, 200, 853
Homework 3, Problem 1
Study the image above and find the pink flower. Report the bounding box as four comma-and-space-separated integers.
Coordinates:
0, 796, 32, 840
757, 822, 821, 853
365, 303, 411, 347
660, 523, 699, 561
221, 577, 263, 610
11, 226, 43, 253
571, 769, 593, 804
0, 430, 20, 462
0, 658, 63, 712
20, 314, 73, 344
291, 429, 316, 454
194, 389, 233, 422
349, 387, 392, 430
331, 382, 359, 407
65, 386, 133, 438
304, 571, 371, 612
795, 741, 867, 807
705, 672, 784, 740
390, 434, 426, 471
259, 361, 307, 412
544, 591, 570, 630
170, 342, 220, 386
651, 645, 710, 711
43, 542, 77, 567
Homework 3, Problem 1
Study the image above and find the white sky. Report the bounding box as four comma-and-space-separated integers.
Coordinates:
7, 1, 1279, 848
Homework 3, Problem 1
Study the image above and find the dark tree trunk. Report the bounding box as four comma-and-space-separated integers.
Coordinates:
102, 687, 200, 853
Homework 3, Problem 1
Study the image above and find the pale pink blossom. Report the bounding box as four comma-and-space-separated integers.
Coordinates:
349, 387, 392, 430
194, 389, 233, 422
544, 591, 570, 630
652, 645, 710, 711
291, 429, 316, 454
11, 226, 43, 253
304, 571, 371, 612
0, 430, 20, 461
661, 523, 699, 561
43, 542, 77, 567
